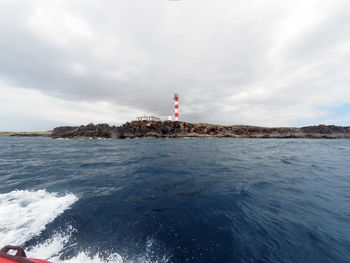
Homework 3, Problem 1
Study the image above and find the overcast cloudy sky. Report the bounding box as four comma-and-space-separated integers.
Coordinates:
0, 0, 349, 131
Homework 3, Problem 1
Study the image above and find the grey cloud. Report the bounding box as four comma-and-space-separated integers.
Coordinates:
1, 0, 350, 128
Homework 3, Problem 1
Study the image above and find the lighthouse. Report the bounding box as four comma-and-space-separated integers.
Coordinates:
174, 93, 179, 121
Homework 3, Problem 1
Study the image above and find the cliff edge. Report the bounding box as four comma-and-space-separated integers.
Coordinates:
51, 121, 350, 139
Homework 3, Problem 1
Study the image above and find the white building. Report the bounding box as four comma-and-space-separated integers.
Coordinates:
136, 116, 161, 121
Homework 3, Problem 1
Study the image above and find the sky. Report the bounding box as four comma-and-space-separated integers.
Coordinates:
0, 0, 350, 131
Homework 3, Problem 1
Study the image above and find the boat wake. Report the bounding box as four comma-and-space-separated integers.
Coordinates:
0, 189, 78, 247
0, 189, 168, 263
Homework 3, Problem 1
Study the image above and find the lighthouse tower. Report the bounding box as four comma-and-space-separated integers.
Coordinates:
174, 93, 179, 121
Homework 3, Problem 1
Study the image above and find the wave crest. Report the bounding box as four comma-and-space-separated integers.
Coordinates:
0, 189, 78, 247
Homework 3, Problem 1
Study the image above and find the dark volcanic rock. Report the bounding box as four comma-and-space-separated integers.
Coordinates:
115, 121, 306, 138
300, 125, 350, 134
52, 123, 112, 138
116, 121, 187, 138
51, 121, 350, 139
299, 125, 350, 139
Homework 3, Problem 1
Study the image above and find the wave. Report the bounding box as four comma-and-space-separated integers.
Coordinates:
0, 189, 78, 247
0, 189, 168, 263
29, 229, 124, 263
28, 230, 168, 263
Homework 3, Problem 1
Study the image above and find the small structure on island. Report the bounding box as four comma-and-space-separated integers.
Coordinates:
136, 115, 160, 122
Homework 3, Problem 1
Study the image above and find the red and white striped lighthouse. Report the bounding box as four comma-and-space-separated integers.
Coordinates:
174, 93, 179, 121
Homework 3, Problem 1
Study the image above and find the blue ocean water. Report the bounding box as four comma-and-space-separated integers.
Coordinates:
0, 137, 349, 263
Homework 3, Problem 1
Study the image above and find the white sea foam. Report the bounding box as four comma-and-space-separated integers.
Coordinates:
0, 189, 168, 263
0, 189, 78, 247
27, 227, 74, 259
29, 231, 166, 263
27, 227, 124, 263
51, 252, 124, 263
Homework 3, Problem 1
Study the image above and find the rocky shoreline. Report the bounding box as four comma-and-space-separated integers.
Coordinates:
51, 121, 350, 139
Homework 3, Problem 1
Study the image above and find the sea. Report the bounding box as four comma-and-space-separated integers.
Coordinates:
0, 137, 349, 263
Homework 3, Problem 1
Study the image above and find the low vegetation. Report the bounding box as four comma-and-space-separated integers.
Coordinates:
0, 131, 52, 136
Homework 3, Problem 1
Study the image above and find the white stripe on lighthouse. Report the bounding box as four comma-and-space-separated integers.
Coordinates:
174, 93, 179, 121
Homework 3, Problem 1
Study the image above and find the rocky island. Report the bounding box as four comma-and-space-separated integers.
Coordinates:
51, 121, 350, 139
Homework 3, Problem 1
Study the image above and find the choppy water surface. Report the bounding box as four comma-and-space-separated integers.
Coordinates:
0, 137, 349, 263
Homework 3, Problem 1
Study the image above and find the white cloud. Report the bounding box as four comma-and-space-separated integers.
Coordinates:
28, 1, 93, 47
0, 80, 143, 131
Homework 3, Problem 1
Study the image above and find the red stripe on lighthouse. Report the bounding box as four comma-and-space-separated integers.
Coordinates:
174, 93, 179, 121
